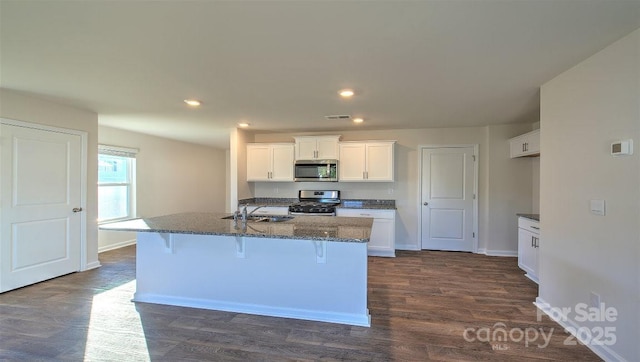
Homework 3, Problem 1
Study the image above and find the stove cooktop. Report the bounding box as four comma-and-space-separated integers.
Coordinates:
288, 202, 338, 215
289, 190, 341, 215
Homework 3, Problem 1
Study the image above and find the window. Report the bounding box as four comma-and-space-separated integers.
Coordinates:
98, 145, 137, 223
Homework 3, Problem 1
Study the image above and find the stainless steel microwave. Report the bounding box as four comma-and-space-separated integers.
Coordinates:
294, 160, 338, 182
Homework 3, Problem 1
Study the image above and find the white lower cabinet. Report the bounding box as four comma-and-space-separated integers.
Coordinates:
517, 217, 539, 283
337, 209, 396, 257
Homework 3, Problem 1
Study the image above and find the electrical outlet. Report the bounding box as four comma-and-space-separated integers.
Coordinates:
274, 187, 279, 194
589, 291, 601, 308
388, 188, 394, 195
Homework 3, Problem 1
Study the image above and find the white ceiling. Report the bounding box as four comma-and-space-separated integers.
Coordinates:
2, 1, 639, 149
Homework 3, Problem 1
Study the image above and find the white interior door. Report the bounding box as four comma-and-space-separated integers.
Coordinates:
421, 147, 476, 252
1, 122, 83, 292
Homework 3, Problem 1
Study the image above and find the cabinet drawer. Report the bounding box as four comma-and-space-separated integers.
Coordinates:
518, 217, 540, 234
337, 209, 395, 219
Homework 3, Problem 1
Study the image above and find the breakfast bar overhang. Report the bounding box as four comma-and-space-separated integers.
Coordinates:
100, 212, 373, 327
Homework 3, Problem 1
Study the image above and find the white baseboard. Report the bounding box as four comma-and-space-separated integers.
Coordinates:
83, 261, 101, 271
368, 249, 396, 257
535, 297, 626, 362
395, 244, 420, 251
478, 248, 517, 257
98, 239, 136, 253
133, 292, 371, 327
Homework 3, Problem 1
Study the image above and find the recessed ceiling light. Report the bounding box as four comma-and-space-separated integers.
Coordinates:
184, 99, 201, 106
353, 118, 364, 124
238, 122, 250, 128
338, 89, 355, 98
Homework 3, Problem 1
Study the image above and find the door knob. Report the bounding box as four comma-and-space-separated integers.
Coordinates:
423, 202, 429, 206
72, 207, 83, 213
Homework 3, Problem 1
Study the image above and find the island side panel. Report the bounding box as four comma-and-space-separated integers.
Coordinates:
134, 232, 370, 326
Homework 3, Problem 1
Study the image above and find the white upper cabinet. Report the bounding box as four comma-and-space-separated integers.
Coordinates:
509, 129, 540, 158
294, 135, 340, 160
247, 143, 294, 181
339, 141, 395, 182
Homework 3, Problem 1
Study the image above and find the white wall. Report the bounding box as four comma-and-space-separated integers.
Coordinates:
540, 29, 639, 361
98, 126, 226, 251
485, 124, 538, 254
228, 128, 254, 212
0, 88, 100, 268
250, 124, 535, 254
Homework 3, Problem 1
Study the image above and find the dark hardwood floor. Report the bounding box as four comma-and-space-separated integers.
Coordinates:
0, 246, 600, 361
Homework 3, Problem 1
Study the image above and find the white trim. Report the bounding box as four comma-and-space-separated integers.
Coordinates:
395, 244, 420, 251
535, 297, 626, 362
84, 261, 102, 271
478, 248, 518, 257
98, 144, 138, 157
417, 144, 480, 253
0, 118, 92, 272
133, 293, 371, 327
98, 239, 137, 253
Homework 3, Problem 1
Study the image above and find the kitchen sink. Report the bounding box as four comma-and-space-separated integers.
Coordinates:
222, 215, 295, 222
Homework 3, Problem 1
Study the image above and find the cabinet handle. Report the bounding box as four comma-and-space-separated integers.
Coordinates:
531, 226, 539, 230
522, 143, 525, 152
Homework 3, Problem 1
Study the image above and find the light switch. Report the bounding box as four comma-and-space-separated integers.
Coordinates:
590, 199, 605, 216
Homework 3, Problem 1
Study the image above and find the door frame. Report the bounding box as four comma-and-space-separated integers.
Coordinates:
0, 118, 89, 271
417, 144, 479, 253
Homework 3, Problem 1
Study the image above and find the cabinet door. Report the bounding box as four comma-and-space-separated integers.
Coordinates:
369, 218, 395, 255
247, 145, 271, 181
295, 138, 317, 160
338, 143, 366, 181
526, 130, 540, 155
337, 209, 395, 257
518, 228, 538, 282
365, 143, 394, 181
316, 137, 339, 159
530, 234, 539, 282
270, 144, 294, 181
510, 136, 527, 158
509, 130, 540, 158
517, 228, 531, 272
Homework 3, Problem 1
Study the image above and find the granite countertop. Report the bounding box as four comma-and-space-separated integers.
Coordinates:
517, 213, 540, 221
238, 198, 297, 207
338, 199, 396, 210
99, 212, 373, 243
238, 197, 396, 210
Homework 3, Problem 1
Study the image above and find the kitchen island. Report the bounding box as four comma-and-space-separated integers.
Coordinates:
100, 212, 373, 326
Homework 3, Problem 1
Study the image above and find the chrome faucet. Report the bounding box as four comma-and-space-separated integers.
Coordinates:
247, 205, 267, 217
235, 204, 267, 225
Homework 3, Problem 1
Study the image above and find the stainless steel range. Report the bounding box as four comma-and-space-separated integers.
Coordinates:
288, 190, 340, 216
